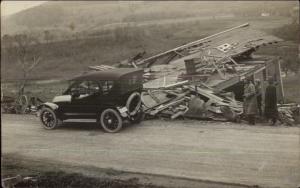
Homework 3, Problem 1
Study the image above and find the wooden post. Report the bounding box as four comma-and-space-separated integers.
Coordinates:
276, 59, 285, 103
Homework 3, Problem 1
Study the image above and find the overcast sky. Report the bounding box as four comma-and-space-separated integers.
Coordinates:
1, 1, 46, 16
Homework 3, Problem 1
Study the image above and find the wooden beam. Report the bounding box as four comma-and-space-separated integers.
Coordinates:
150, 98, 186, 116
162, 80, 189, 89
212, 61, 226, 80
174, 50, 185, 57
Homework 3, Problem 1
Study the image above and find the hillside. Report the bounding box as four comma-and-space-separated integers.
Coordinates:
2, 1, 297, 36
1, 1, 298, 81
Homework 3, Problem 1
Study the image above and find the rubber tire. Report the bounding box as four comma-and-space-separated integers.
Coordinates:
100, 108, 123, 133
126, 92, 142, 116
40, 107, 58, 130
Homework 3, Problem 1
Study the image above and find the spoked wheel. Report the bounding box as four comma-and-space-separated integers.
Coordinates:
40, 108, 58, 130
100, 109, 122, 133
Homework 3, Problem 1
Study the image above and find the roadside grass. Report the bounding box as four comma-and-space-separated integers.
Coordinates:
1, 154, 164, 188
1, 80, 68, 102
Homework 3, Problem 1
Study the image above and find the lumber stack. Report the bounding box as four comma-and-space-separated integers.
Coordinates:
141, 83, 243, 121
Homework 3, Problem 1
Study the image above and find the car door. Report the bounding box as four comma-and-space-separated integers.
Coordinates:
98, 80, 116, 106
63, 80, 101, 118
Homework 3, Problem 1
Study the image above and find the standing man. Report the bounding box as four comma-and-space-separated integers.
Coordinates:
243, 77, 258, 125
255, 79, 263, 117
264, 77, 278, 125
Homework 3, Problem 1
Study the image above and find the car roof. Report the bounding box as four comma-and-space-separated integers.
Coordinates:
71, 68, 143, 81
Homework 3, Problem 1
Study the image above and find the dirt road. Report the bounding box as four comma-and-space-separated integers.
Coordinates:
2, 114, 300, 188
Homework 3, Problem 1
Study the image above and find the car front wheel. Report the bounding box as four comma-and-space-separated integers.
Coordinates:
40, 107, 58, 130
100, 109, 123, 133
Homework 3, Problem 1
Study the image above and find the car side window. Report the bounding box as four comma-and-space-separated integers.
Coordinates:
100, 81, 114, 95
68, 81, 100, 96
77, 81, 90, 95
87, 81, 101, 95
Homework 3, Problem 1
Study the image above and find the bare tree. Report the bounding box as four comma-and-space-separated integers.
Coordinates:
3, 34, 42, 99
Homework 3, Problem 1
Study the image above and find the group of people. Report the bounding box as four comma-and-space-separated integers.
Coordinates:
243, 77, 278, 125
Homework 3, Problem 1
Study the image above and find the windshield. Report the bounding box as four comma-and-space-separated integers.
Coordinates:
63, 81, 77, 95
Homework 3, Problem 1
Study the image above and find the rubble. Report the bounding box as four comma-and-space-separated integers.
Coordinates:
278, 103, 300, 126
141, 84, 243, 121
142, 89, 190, 118
134, 23, 298, 124
1, 95, 43, 114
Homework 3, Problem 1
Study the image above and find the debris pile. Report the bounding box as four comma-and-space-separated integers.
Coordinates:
142, 89, 190, 119
141, 84, 243, 122
278, 103, 300, 126
183, 57, 262, 84
1, 94, 43, 114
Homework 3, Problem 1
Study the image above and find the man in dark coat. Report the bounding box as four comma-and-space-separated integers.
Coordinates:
243, 78, 257, 125
264, 78, 278, 125
255, 79, 263, 116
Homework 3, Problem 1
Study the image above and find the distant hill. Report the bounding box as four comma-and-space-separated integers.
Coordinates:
2, 1, 297, 36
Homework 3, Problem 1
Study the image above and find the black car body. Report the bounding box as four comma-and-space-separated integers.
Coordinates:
38, 68, 144, 132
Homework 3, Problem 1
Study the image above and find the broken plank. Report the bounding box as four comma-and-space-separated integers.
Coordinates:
212, 61, 226, 80
171, 109, 187, 120
150, 98, 186, 116
147, 90, 162, 104
162, 80, 189, 89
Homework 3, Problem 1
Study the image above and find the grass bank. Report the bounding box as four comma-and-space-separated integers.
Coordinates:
1, 154, 164, 188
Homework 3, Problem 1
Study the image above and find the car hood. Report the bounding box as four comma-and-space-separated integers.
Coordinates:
52, 95, 71, 103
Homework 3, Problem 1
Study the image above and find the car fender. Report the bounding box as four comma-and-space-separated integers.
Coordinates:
37, 102, 59, 111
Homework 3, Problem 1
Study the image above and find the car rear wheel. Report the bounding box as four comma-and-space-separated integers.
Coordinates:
40, 107, 58, 130
100, 109, 123, 133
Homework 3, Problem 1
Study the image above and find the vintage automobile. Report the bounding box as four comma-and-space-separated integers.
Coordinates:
38, 68, 144, 133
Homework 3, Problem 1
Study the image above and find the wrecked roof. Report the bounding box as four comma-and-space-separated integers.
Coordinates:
140, 23, 283, 90
136, 23, 282, 67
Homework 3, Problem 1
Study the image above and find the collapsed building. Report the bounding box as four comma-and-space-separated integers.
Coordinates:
88, 23, 300, 124
138, 23, 284, 102
113, 23, 298, 124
